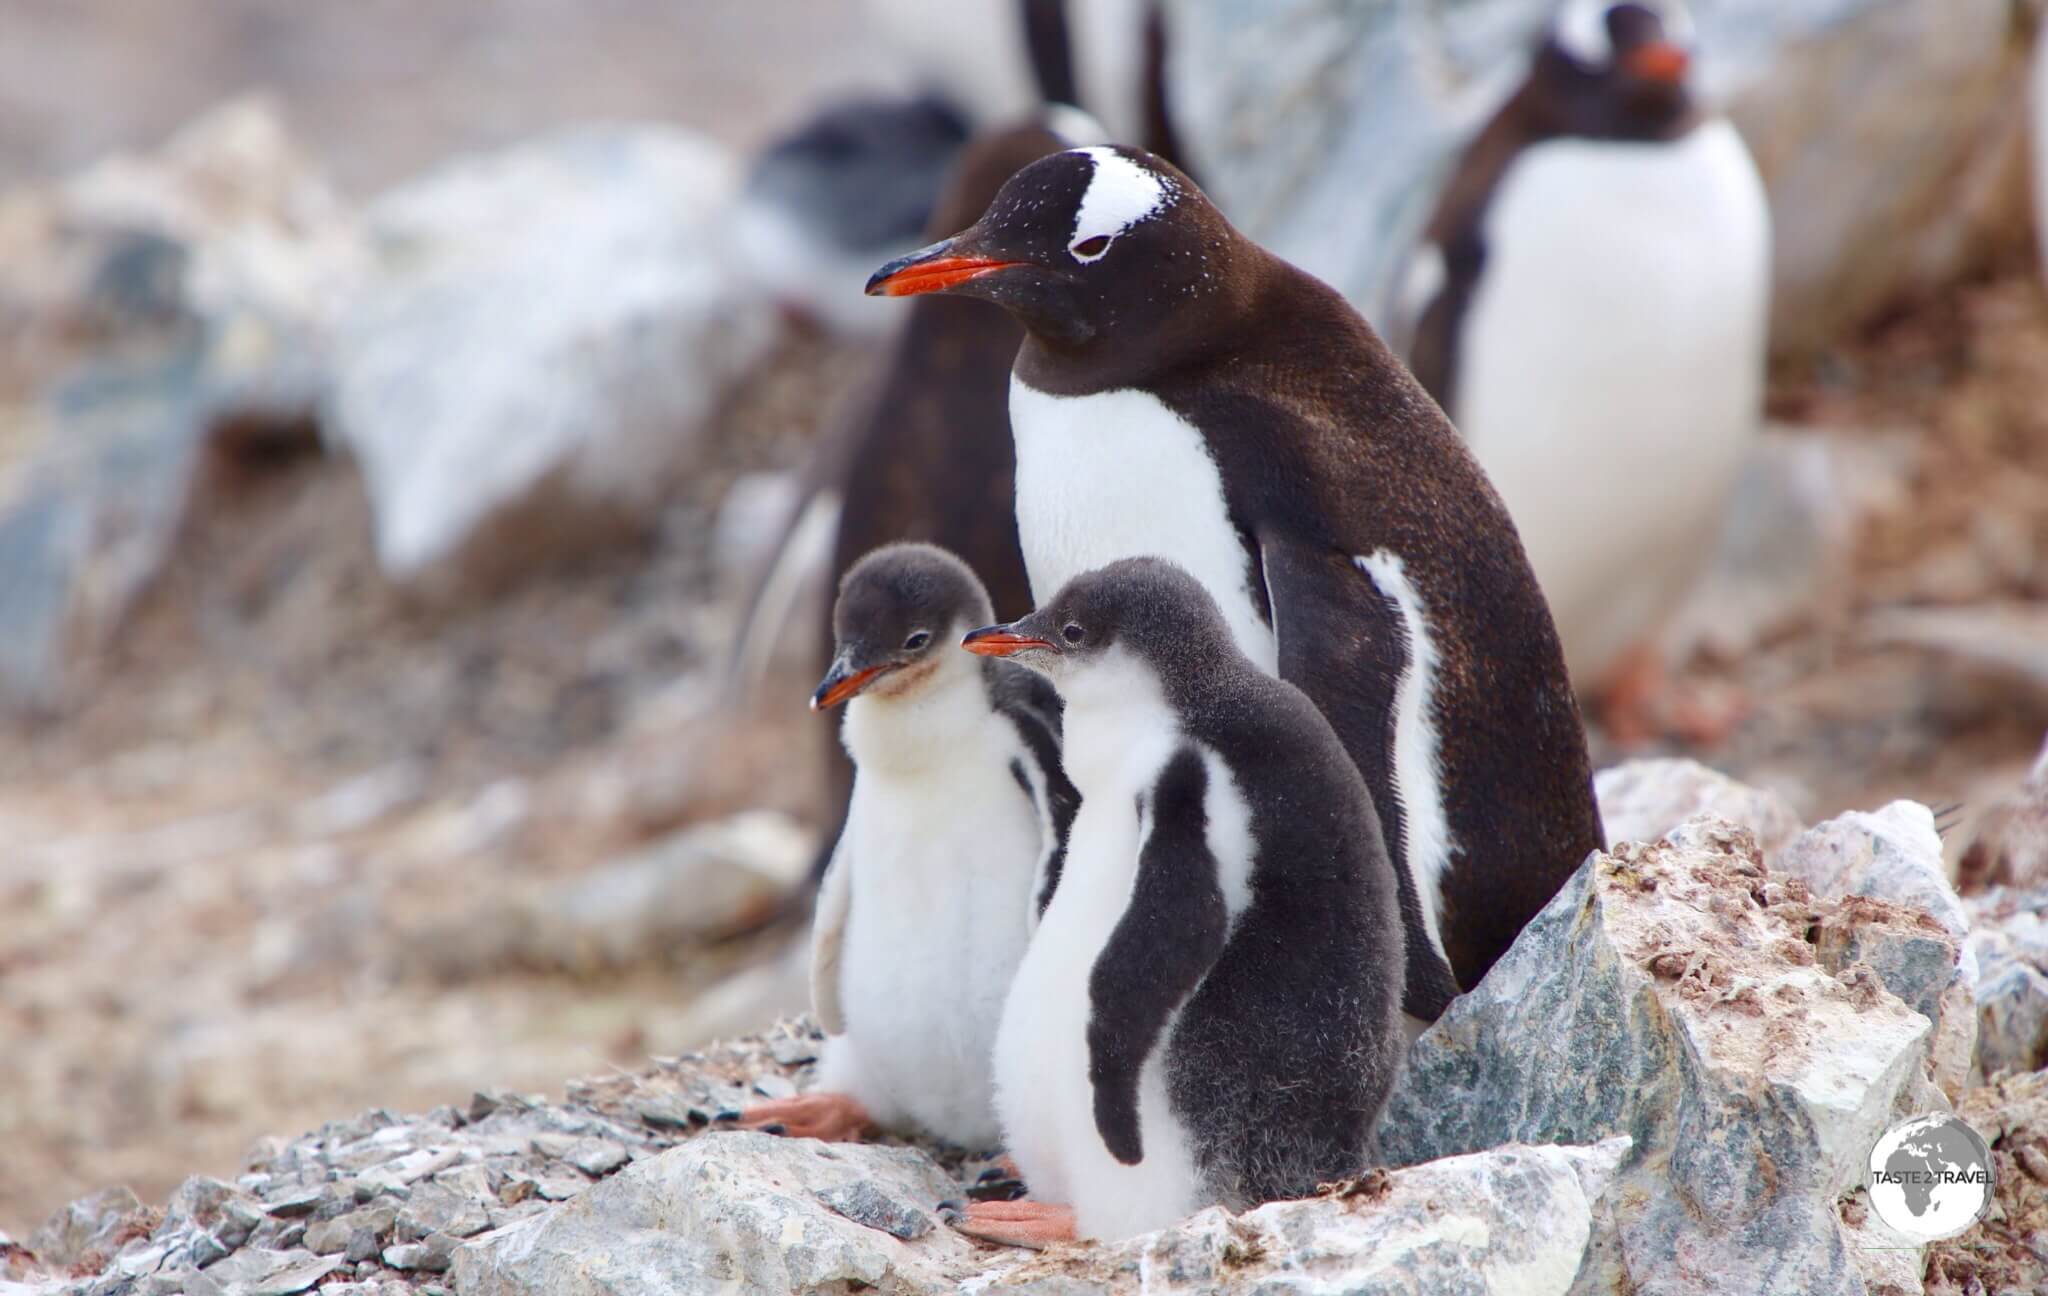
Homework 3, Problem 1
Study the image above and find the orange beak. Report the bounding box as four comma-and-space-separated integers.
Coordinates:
1624, 41, 1690, 85
864, 253, 1022, 298
810, 663, 893, 712
960, 626, 1057, 658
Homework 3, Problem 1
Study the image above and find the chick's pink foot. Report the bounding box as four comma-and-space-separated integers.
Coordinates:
736, 1091, 872, 1141
952, 1200, 1078, 1248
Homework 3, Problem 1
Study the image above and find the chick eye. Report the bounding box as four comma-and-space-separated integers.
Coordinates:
903, 630, 932, 651
1071, 234, 1112, 260
1062, 623, 1085, 644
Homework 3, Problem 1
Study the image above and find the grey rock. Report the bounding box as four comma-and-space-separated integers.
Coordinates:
29, 1185, 148, 1268
344, 1231, 382, 1266
188, 1234, 230, 1269
1966, 886, 2048, 1079
560, 1139, 629, 1179
813, 1182, 934, 1242
751, 1073, 796, 1102
264, 1188, 323, 1219
304, 1205, 395, 1256
194, 1247, 342, 1296
451, 1133, 986, 1296
1810, 893, 1978, 1103
326, 125, 783, 594
1595, 758, 1804, 858
1377, 823, 1934, 1296
396, 1184, 485, 1242
161, 1177, 250, 1238
1166, 0, 2031, 353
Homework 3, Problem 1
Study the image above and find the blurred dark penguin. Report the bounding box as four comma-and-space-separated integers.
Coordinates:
742, 543, 1076, 1147
1398, 0, 1770, 737
955, 558, 1404, 1244
734, 93, 973, 338
867, 143, 1604, 1023
731, 113, 1101, 877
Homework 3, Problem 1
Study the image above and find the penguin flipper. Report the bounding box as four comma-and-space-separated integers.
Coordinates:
1256, 529, 1463, 1022
1085, 747, 1229, 1167
810, 837, 854, 1035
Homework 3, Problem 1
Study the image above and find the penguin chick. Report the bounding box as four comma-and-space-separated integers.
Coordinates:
741, 543, 1078, 1146
955, 557, 1405, 1244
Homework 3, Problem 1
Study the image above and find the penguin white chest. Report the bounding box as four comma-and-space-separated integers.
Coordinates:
1010, 379, 1278, 675
826, 712, 1042, 1147
1456, 120, 1771, 682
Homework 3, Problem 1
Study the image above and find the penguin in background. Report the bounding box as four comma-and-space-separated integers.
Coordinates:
955, 558, 1405, 1244
740, 543, 1077, 1146
865, 143, 1604, 1026
732, 112, 1105, 880
1397, 0, 1771, 737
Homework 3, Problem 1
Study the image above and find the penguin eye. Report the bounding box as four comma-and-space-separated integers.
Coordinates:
903, 630, 932, 651
1071, 234, 1112, 260
1062, 623, 1085, 645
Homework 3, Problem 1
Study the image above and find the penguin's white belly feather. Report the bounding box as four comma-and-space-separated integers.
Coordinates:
824, 736, 1041, 1147
993, 674, 1226, 1240
1456, 120, 1771, 685
1010, 379, 1278, 676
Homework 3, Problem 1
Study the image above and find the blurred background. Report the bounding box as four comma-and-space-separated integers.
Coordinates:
1, 0, 2045, 1242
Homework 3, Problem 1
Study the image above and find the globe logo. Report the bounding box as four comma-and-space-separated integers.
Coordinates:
1865, 1113, 1994, 1242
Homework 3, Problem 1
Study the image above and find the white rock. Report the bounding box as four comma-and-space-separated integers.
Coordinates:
1776, 801, 1972, 942
327, 125, 783, 589
1965, 886, 2048, 1080
981, 1139, 1631, 1295
1595, 758, 1803, 857
1165, 0, 2030, 351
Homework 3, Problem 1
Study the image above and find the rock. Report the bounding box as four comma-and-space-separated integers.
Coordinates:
0, 96, 360, 713
1377, 822, 1937, 1296
28, 1185, 150, 1269
450, 1133, 986, 1296
1925, 1069, 2048, 1294
1811, 894, 1978, 1102
1165, 0, 2033, 353
988, 1140, 1630, 1295
813, 1182, 934, 1242
1776, 801, 1972, 940
1966, 886, 2048, 1079
193, 1246, 343, 1296
326, 124, 783, 593
560, 1139, 630, 1179
304, 1204, 396, 1256
1594, 758, 1804, 857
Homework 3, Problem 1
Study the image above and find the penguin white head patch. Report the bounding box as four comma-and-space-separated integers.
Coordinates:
1553, 0, 1695, 68
1065, 147, 1176, 264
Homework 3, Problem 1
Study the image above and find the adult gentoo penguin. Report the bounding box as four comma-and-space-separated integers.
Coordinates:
740, 544, 1077, 1146
955, 558, 1405, 1244
1400, 0, 1771, 727
865, 143, 1603, 1021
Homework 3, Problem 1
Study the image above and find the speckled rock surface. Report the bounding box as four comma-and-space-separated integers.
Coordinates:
1776, 801, 1972, 941
1377, 818, 1939, 1296
1966, 885, 2048, 1080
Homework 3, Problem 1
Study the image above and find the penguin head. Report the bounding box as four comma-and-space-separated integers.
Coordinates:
813, 543, 994, 711
1533, 0, 1698, 139
864, 145, 1240, 353
961, 557, 1233, 691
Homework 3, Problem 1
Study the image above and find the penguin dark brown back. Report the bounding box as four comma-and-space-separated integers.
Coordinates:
867, 143, 1606, 1022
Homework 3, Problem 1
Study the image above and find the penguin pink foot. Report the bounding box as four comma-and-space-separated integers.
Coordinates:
736, 1091, 872, 1142
952, 1200, 1077, 1248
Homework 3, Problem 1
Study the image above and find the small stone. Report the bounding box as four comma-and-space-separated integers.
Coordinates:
768, 1033, 819, 1067
266, 1187, 324, 1218
382, 1243, 431, 1271
752, 1074, 797, 1102
189, 1233, 230, 1268
345, 1229, 382, 1264
813, 1182, 933, 1241
562, 1139, 629, 1177
533, 1177, 588, 1202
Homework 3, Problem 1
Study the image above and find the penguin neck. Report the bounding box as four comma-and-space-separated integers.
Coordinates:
840, 652, 1001, 776
1054, 647, 1184, 794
